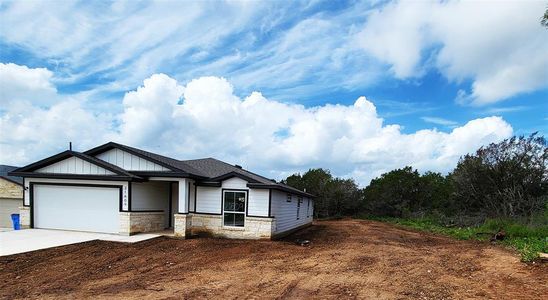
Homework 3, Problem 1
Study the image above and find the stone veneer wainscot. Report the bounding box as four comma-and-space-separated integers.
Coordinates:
188, 213, 276, 239
119, 212, 164, 235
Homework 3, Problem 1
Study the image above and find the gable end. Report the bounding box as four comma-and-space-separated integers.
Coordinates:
36, 156, 116, 175
95, 148, 170, 171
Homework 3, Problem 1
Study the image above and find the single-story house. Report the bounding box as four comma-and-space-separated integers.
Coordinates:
0, 165, 24, 228
9, 142, 314, 239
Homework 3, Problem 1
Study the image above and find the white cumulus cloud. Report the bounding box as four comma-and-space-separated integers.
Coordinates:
0, 67, 514, 185
0, 64, 113, 162
357, 0, 548, 105
0, 63, 58, 107
107, 74, 512, 184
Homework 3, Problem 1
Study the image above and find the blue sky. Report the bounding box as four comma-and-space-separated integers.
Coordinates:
0, 0, 546, 185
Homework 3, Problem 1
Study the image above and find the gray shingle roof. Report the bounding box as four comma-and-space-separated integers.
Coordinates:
181, 158, 273, 184
0, 165, 23, 185
182, 158, 313, 197
84, 142, 206, 176
85, 142, 314, 197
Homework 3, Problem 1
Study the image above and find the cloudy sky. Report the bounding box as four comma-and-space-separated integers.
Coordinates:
0, 0, 546, 185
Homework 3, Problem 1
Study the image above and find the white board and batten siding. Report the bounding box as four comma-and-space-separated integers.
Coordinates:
195, 178, 246, 214
195, 186, 222, 214
221, 178, 270, 217
248, 189, 269, 217
271, 190, 313, 234
221, 177, 248, 189
96, 148, 170, 171
36, 156, 115, 175
194, 177, 270, 217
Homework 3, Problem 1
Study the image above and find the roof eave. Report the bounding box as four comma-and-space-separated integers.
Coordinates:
11, 150, 74, 173
209, 171, 261, 183
0, 175, 24, 186
246, 183, 315, 198
194, 181, 222, 187
130, 171, 208, 180
9, 150, 136, 178
9, 172, 143, 182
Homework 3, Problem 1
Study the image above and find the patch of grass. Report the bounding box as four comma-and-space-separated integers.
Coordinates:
361, 215, 548, 262
505, 237, 546, 262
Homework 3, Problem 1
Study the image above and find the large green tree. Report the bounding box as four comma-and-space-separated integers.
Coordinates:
363, 167, 422, 217
283, 134, 546, 222
451, 134, 548, 220
283, 168, 362, 218
362, 167, 455, 218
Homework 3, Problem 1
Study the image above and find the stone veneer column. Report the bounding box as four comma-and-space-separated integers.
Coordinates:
119, 212, 131, 235
174, 213, 192, 238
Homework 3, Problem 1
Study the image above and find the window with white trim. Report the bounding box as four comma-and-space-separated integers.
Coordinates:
223, 191, 246, 227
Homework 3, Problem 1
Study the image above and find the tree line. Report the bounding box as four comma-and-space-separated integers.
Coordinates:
282, 134, 547, 225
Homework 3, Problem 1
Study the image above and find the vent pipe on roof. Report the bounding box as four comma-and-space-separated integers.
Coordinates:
69, 142, 72, 151
235, 164, 242, 169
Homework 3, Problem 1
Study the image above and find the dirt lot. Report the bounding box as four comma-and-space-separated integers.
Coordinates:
0, 219, 546, 299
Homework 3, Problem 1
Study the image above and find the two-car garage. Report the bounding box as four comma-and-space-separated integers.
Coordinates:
32, 184, 120, 234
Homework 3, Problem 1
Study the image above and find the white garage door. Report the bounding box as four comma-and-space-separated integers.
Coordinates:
33, 184, 120, 234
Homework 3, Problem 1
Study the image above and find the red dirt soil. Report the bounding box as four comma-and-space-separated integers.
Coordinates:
0, 219, 546, 299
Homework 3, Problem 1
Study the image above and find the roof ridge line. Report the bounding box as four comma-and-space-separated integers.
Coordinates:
84, 141, 187, 173
205, 158, 282, 184
179, 157, 215, 162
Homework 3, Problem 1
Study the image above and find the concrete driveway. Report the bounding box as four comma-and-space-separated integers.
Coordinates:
0, 229, 160, 256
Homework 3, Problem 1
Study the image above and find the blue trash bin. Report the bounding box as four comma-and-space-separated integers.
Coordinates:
11, 213, 20, 230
